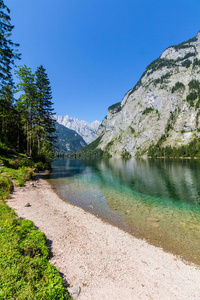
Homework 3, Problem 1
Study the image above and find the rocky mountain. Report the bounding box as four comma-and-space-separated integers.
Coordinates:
96, 31, 200, 157
55, 122, 87, 153
55, 115, 100, 144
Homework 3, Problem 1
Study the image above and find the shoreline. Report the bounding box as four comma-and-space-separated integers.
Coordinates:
6, 175, 200, 299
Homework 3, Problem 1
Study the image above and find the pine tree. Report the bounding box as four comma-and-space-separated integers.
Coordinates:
35, 65, 57, 158
15, 65, 37, 156
15, 65, 57, 162
0, 0, 20, 144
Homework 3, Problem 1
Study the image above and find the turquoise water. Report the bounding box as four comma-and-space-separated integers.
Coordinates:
48, 157, 200, 265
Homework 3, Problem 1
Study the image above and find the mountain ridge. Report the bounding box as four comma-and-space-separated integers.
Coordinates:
55, 122, 87, 153
96, 31, 200, 157
55, 115, 100, 144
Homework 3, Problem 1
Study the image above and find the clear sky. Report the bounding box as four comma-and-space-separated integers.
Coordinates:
7, 0, 200, 123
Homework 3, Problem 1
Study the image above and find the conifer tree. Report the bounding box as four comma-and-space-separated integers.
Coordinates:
35, 65, 57, 157
0, 0, 20, 143
15, 65, 57, 162
15, 65, 37, 156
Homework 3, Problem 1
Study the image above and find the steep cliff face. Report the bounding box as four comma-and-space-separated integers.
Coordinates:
97, 32, 200, 157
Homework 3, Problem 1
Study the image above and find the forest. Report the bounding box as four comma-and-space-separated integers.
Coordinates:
0, 0, 56, 166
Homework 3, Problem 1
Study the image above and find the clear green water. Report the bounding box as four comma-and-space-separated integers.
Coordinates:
48, 158, 200, 265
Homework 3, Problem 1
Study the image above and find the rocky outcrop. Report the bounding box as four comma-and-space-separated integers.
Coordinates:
96, 31, 200, 157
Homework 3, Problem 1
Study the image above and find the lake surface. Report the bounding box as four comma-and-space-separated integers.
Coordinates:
48, 157, 200, 265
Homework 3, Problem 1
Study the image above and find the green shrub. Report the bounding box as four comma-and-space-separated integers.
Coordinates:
0, 175, 12, 199
142, 107, 154, 115
188, 79, 200, 91
129, 126, 135, 134
186, 92, 198, 107
108, 102, 121, 114
171, 82, 185, 93
121, 148, 132, 159
193, 58, 200, 67
181, 60, 192, 68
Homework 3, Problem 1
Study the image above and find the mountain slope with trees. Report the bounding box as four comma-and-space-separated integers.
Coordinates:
55, 122, 87, 153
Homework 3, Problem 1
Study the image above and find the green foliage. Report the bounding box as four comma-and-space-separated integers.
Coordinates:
105, 139, 114, 151
142, 107, 154, 115
0, 208, 70, 299
72, 136, 111, 159
55, 122, 87, 153
129, 36, 197, 96
148, 138, 200, 158
15, 65, 56, 165
189, 79, 200, 91
129, 126, 135, 134
0, 1, 21, 148
108, 102, 121, 114
0, 150, 52, 185
0, 164, 34, 186
186, 92, 198, 107
0, 153, 71, 299
171, 82, 185, 93
178, 52, 196, 61
146, 58, 177, 75
181, 59, 192, 68
193, 58, 200, 68
153, 72, 171, 85
171, 36, 197, 50
0, 175, 12, 199
121, 148, 132, 159
186, 80, 200, 108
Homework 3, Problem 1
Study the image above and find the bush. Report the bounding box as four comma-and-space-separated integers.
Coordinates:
142, 107, 154, 115
186, 92, 198, 107
181, 60, 192, 68
188, 79, 200, 91
171, 82, 185, 93
0, 175, 12, 199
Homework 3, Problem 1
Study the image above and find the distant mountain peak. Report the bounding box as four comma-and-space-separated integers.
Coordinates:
55, 115, 100, 144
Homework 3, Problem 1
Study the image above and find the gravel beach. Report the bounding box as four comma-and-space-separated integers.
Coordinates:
6, 175, 200, 300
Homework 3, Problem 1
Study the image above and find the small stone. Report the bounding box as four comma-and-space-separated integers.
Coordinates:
25, 203, 31, 207
68, 285, 81, 298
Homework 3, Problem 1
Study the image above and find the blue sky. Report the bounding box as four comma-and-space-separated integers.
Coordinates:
7, 0, 200, 123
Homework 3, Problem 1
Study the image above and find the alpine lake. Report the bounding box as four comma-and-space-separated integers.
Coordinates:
47, 157, 200, 265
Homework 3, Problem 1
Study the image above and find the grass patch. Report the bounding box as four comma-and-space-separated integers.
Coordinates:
0, 205, 71, 299
0, 151, 71, 299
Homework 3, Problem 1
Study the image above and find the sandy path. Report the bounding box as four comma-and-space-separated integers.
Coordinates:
6, 175, 200, 300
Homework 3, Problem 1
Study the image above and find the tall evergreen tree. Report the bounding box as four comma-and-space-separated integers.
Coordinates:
15, 65, 57, 162
15, 65, 37, 156
35, 65, 57, 156
0, 0, 20, 144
